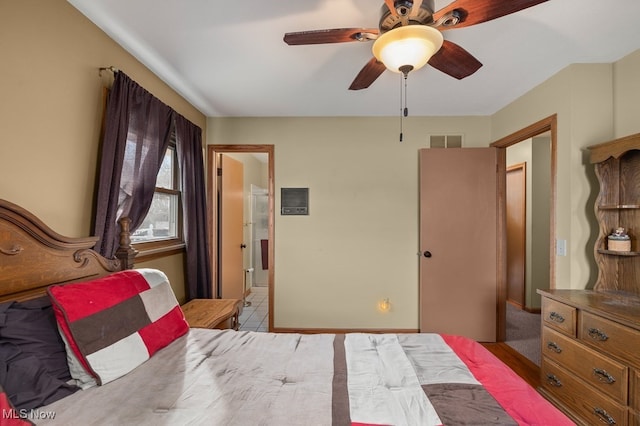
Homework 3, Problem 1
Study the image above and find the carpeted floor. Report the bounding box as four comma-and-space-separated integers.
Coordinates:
505, 302, 541, 366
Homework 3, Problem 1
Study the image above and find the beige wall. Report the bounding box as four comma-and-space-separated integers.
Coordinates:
613, 50, 640, 138
208, 116, 492, 328
0, 0, 206, 298
530, 136, 551, 307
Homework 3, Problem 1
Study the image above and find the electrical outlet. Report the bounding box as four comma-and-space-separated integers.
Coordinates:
557, 239, 567, 256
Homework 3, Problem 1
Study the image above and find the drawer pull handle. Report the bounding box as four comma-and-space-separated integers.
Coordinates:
593, 407, 616, 425
587, 327, 609, 341
593, 368, 616, 384
546, 373, 562, 387
549, 311, 565, 323
546, 341, 562, 353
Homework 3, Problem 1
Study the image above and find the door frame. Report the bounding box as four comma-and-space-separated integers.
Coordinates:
207, 144, 275, 331
491, 114, 557, 341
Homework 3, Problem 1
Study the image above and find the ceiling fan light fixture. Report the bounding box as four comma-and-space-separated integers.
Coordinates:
372, 25, 443, 73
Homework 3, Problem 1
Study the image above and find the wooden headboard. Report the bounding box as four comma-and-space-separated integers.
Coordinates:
0, 199, 135, 302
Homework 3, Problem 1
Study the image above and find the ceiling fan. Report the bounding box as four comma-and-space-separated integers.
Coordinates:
284, 0, 549, 90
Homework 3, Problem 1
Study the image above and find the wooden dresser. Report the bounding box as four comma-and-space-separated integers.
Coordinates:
538, 289, 640, 425
181, 299, 241, 330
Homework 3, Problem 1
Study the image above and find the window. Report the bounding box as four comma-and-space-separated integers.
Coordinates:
130, 142, 183, 248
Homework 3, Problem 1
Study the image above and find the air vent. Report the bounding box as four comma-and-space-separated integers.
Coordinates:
429, 134, 463, 148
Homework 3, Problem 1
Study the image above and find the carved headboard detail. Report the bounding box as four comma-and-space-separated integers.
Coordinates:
0, 199, 131, 302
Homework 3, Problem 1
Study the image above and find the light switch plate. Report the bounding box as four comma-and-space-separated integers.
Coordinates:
556, 239, 567, 256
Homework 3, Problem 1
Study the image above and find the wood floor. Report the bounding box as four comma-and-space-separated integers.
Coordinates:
482, 342, 540, 388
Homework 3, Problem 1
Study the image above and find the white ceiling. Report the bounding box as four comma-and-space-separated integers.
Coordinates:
68, 0, 640, 118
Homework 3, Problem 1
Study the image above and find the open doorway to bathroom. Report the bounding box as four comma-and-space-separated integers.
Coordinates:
207, 145, 274, 332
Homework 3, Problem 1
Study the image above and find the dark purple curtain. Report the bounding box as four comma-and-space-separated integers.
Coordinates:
94, 71, 212, 299
175, 115, 212, 299
93, 72, 173, 258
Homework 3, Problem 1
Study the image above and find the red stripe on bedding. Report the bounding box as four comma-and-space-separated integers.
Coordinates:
441, 334, 573, 426
138, 305, 188, 355
1, 390, 34, 425
48, 270, 150, 321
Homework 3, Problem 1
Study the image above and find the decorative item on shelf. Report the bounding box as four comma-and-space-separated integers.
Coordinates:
607, 227, 631, 252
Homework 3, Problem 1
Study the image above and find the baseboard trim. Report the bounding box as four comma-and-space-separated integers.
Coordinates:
507, 300, 541, 314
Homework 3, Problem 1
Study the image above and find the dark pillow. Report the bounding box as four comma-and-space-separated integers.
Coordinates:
0, 297, 70, 381
0, 297, 79, 410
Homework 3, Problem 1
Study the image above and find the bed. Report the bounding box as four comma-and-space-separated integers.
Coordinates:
0, 199, 572, 425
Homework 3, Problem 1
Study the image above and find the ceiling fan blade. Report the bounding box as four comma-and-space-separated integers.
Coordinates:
434, 0, 549, 30
385, 0, 398, 17
349, 58, 387, 90
428, 40, 482, 80
410, 0, 424, 18
284, 28, 378, 45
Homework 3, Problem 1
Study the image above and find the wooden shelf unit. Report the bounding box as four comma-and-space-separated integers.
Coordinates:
588, 133, 640, 293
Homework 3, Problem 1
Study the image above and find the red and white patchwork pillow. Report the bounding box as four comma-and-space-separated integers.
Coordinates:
47, 269, 188, 386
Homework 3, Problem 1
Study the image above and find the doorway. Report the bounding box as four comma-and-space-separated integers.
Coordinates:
207, 144, 275, 331
492, 115, 557, 347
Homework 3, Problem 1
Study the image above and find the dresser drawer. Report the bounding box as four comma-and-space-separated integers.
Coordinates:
542, 297, 577, 336
580, 311, 640, 366
542, 358, 627, 426
542, 326, 628, 403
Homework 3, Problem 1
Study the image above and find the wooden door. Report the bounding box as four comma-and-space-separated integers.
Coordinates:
506, 163, 526, 308
220, 154, 245, 300
419, 148, 504, 342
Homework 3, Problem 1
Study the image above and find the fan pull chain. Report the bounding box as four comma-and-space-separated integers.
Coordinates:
399, 70, 409, 142
399, 72, 404, 142
404, 71, 409, 118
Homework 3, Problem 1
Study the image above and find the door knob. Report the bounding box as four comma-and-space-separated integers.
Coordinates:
423, 251, 432, 258
240, 243, 247, 249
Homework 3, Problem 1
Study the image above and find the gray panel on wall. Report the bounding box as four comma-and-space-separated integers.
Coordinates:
281, 188, 308, 215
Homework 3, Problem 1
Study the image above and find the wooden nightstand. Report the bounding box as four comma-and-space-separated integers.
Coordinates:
181, 299, 241, 330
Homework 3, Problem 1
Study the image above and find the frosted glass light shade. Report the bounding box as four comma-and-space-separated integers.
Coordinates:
372, 25, 444, 73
